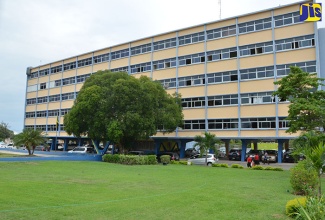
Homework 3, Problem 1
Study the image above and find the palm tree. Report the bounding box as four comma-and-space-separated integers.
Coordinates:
13, 129, 46, 155
194, 132, 220, 166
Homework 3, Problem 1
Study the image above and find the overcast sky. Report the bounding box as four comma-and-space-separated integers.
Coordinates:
0, 0, 324, 133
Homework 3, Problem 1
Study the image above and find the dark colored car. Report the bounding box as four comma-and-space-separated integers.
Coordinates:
228, 148, 242, 161
157, 152, 180, 162
246, 150, 263, 161
128, 151, 145, 155
283, 150, 305, 163
185, 148, 200, 158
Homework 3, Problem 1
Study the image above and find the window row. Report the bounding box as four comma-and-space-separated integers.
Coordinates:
206, 25, 236, 40
153, 38, 177, 51
179, 32, 205, 46
238, 17, 272, 34
24, 124, 65, 131
182, 117, 289, 130
275, 35, 315, 51
130, 62, 151, 74
131, 43, 151, 55
153, 58, 176, 70
27, 92, 76, 105
274, 11, 300, 27
239, 41, 273, 56
25, 108, 71, 118
94, 53, 109, 64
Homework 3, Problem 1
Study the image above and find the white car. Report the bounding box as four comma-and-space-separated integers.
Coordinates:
6, 144, 15, 149
68, 146, 94, 154
188, 153, 218, 166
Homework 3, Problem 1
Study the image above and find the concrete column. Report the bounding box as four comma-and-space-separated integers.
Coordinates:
277, 139, 285, 163
177, 140, 187, 159
253, 141, 258, 150
241, 139, 247, 161
51, 137, 57, 150
64, 138, 69, 151
223, 140, 230, 156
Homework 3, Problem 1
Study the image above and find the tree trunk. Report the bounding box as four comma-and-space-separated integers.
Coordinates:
27, 146, 32, 155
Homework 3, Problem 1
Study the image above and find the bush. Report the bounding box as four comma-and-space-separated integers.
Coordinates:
290, 160, 318, 196
102, 154, 157, 165
160, 155, 170, 164
231, 164, 244, 169
272, 167, 284, 171
252, 165, 264, 170
286, 197, 307, 217
212, 163, 229, 168
170, 160, 179, 164
170, 161, 188, 165
147, 155, 158, 165
264, 166, 274, 171
102, 154, 120, 163
295, 196, 325, 220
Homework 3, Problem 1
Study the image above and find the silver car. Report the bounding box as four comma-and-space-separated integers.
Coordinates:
188, 153, 218, 166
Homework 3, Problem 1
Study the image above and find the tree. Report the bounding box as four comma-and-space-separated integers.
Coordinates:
273, 66, 325, 133
0, 122, 14, 141
194, 132, 220, 166
13, 129, 46, 155
64, 70, 183, 152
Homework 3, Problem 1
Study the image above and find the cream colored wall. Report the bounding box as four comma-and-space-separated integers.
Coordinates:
207, 82, 238, 96
27, 92, 37, 98
238, 11, 271, 23
28, 79, 38, 86
48, 103, 61, 109
37, 90, 48, 97
38, 76, 49, 84
62, 85, 75, 93
241, 130, 276, 137
131, 38, 151, 47
130, 53, 151, 65
278, 130, 299, 137
63, 70, 76, 78
208, 106, 238, 118
93, 63, 109, 72
273, 4, 301, 16
25, 105, 36, 112
166, 89, 176, 95
240, 78, 275, 93
178, 43, 204, 56
110, 58, 128, 69
276, 48, 316, 64
61, 100, 74, 108
77, 66, 92, 75
49, 88, 61, 95
178, 64, 204, 77
207, 130, 238, 137
48, 117, 61, 124
64, 57, 76, 63
153, 48, 176, 60
241, 104, 276, 117
240, 54, 274, 69
76, 84, 83, 91
183, 108, 205, 119
111, 44, 128, 52
154, 131, 177, 137
152, 68, 176, 80
78, 53, 92, 60
36, 104, 47, 111
50, 73, 62, 81
207, 36, 236, 51
178, 86, 205, 98
238, 30, 272, 46
25, 118, 35, 125
35, 118, 47, 124
132, 72, 150, 79
274, 22, 314, 40
179, 26, 204, 36
154, 32, 176, 42
51, 61, 62, 67
206, 19, 236, 30
94, 48, 110, 56
39, 64, 50, 70
278, 103, 290, 116
176, 131, 201, 137
207, 59, 237, 73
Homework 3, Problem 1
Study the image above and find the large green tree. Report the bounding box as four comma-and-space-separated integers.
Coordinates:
13, 129, 46, 155
0, 122, 14, 141
64, 70, 183, 151
194, 132, 220, 166
273, 66, 325, 133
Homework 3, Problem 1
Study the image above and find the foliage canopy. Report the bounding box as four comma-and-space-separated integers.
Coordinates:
64, 70, 183, 150
0, 122, 14, 141
13, 129, 46, 155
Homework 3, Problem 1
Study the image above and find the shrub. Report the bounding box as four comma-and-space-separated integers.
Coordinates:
102, 154, 120, 163
102, 154, 157, 165
272, 167, 284, 171
160, 155, 170, 164
285, 197, 307, 217
252, 165, 264, 170
170, 160, 179, 164
212, 163, 229, 168
179, 161, 189, 165
290, 160, 318, 196
146, 155, 158, 165
264, 166, 274, 171
295, 196, 325, 220
231, 164, 244, 169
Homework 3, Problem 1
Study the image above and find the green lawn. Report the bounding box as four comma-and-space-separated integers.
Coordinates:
0, 161, 318, 220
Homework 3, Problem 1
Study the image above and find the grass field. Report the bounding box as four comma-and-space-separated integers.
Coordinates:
0, 161, 320, 220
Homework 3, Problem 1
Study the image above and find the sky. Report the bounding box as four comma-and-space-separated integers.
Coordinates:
0, 0, 324, 133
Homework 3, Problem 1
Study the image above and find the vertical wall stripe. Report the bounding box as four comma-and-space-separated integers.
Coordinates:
128, 43, 131, 74
108, 48, 112, 70
23, 69, 29, 130
45, 64, 51, 133
34, 67, 40, 130
175, 32, 179, 137
235, 17, 241, 137
150, 37, 154, 79
203, 24, 208, 132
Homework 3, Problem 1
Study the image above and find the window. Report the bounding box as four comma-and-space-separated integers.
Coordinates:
49, 94, 60, 102
25, 112, 35, 118
275, 35, 315, 51
111, 66, 129, 73
47, 124, 57, 131
77, 58, 92, 67
37, 96, 48, 104
238, 17, 272, 34
274, 11, 301, 27
181, 97, 205, 108
24, 125, 34, 130
131, 43, 151, 55
130, 62, 151, 74
178, 75, 205, 87
208, 94, 238, 106
276, 61, 316, 76
179, 32, 205, 46
62, 77, 75, 86
26, 98, 36, 105
36, 111, 47, 117
61, 92, 74, 101
240, 66, 274, 80
153, 38, 177, 50
39, 69, 49, 76
207, 25, 236, 40
158, 78, 177, 89
239, 41, 273, 57
76, 74, 91, 83
179, 53, 205, 66
27, 85, 37, 92
207, 47, 237, 61
35, 125, 46, 131
153, 58, 176, 70
48, 109, 60, 117
111, 48, 129, 60
40, 83, 47, 90
208, 119, 238, 129
28, 72, 38, 79
51, 65, 62, 74
60, 108, 71, 115
241, 117, 277, 129
182, 120, 205, 130
241, 92, 275, 105
207, 70, 238, 84
63, 61, 77, 71
94, 53, 109, 64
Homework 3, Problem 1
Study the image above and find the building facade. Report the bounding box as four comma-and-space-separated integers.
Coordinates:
24, 1, 324, 161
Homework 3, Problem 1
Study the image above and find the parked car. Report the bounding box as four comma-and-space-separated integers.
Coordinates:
228, 148, 242, 161
245, 150, 263, 161
34, 146, 46, 151
261, 150, 278, 163
5, 143, 15, 149
157, 152, 179, 162
185, 148, 199, 158
283, 149, 305, 163
128, 150, 145, 155
188, 153, 218, 166
68, 146, 94, 154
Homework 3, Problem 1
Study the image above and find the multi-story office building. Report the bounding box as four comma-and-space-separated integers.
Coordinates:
24, 1, 324, 161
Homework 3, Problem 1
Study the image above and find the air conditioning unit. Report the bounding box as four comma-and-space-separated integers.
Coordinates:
26, 67, 32, 75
